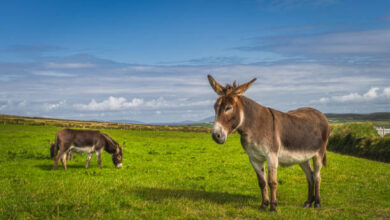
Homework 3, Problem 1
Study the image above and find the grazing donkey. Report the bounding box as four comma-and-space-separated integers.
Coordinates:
208, 75, 330, 212
52, 129, 124, 170
49, 140, 72, 161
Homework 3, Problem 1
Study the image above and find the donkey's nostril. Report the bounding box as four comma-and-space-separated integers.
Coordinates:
212, 132, 225, 144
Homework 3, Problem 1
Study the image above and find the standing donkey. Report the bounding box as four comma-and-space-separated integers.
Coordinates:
208, 75, 330, 212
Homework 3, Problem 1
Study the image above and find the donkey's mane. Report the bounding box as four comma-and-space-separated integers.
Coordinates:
101, 133, 118, 151
223, 81, 238, 95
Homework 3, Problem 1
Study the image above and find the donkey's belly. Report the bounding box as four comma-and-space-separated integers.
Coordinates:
278, 148, 317, 167
69, 145, 95, 154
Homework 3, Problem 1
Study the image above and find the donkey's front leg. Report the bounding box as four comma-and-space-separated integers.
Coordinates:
85, 153, 93, 169
67, 151, 73, 161
251, 161, 269, 209
96, 150, 102, 169
268, 154, 279, 212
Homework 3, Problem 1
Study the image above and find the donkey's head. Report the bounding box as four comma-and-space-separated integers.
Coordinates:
208, 75, 256, 144
101, 133, 124, 168
112, 142, 124, 168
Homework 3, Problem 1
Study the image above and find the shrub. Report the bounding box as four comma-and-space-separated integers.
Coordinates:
328, 122, 390, 162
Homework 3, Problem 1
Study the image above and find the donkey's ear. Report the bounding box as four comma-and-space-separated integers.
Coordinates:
233, 78, 256, 96
208, 75, 224, 96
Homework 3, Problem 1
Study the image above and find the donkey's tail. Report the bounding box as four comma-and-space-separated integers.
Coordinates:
323, 152, 327, 167
54, 134, 60, 157
323, 125, 330, 167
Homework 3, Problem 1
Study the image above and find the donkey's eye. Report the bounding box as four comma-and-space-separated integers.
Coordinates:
225, 106, 232, 112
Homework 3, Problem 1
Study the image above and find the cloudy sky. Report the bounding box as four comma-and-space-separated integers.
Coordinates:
1, 0, 390, 123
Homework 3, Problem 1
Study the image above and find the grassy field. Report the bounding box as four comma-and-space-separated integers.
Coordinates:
0, 124, 389, 219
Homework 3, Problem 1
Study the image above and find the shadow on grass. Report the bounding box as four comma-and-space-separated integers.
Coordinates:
34, 163, 87, 170
131, 186, 258, 205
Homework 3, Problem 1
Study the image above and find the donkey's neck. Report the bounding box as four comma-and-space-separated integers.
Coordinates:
104, 144, 116, 154
237, 96, 273, 138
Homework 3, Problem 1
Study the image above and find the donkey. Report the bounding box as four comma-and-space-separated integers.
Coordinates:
208, 75, 330, 212
49, 140, 73, 161
52, 129, 124, 170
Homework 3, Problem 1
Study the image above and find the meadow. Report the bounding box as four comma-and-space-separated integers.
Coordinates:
0, 124, 389, 219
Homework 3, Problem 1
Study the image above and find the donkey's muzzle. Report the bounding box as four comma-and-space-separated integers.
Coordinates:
212, 122, 227, 144
212, 132, 226, 144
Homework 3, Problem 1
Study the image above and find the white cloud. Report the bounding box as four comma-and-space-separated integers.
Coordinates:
145, 97, 169, 108
383, 87, 390, 97
319, 97, 329, 103
0, 100, 28, 111
72, 96, 214, 112
332, 92, 362, 102
318, 87, 389, 103
44, 62, 95, 69
2, 53, 390, 122
32, 71, 75, 77
43, 100, 66, 111
363, 87, 379, 99
74, 96, 144, 111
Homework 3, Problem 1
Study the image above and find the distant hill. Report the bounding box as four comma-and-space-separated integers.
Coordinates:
0, 114, 211, 133
124, 116, 215, 126
110, 119, 145, 124
325, 112, 390, 121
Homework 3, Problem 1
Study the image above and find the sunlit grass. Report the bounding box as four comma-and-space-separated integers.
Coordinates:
0, 124, 389, 219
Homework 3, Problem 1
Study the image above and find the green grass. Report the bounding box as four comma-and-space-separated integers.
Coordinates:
0, 124, 389, 219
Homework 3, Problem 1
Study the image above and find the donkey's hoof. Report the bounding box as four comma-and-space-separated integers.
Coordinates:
303, 201, 312, 208
314, 203, 321, 209
260, 201, 269, 209
270, 202, 277, 212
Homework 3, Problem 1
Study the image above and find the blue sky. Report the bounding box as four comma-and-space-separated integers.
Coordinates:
1, 0, 390, 123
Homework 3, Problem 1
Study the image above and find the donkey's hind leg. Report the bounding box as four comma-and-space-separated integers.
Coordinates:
96, 149, 102, 169
61, 152, 68, 170
53, 149, 67, 170
313, 154, 323, 208
267, 155, 279, 212
299, 160, 315, 207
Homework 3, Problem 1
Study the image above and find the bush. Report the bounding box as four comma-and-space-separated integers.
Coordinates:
328, 122, 390, 162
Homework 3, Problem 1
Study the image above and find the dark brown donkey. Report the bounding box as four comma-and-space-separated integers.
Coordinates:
208, 75, 330, 212
52, 129, 124, 170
